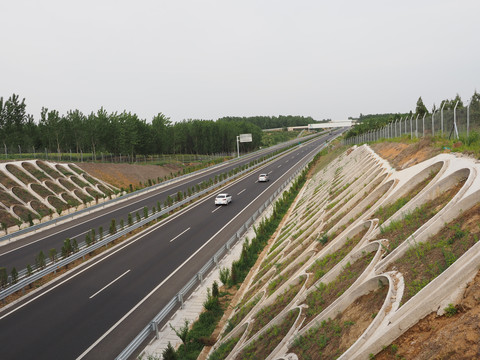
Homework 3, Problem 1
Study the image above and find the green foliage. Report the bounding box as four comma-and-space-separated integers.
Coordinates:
71, 238, 79, 253
49, 248, 57, 263
212, 281, 219, 298
317, 233, 328, 245
203, 288, 220, 311
345, 113, 407, 139
85, 232, 92, 246
207, 336, 240, 360
10, 267, 18, 284
444, 303, 458, 317
61, 238, 73, 259
219, 267, 230, 285
162, 342, 177, 360
36, 250, 46, 269
0, 267, 7, 287
110, 219, 116, 235
27, 264, 33, 276
415, 96, 428, 116
170, 320, 190, 347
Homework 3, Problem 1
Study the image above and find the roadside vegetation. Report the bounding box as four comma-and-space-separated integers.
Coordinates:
374, 177, 466, 252
160, 144, 339, 360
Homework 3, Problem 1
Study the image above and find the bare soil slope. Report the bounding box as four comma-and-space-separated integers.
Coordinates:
371, 138, 443, 170
370, 139, 480, 360
77, 162, 181, 190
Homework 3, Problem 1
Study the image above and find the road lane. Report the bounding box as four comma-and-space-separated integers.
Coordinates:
0, 134, 320, 271
0, 131, 342, 359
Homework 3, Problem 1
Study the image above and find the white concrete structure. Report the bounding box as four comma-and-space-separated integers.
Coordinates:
205, 145, 480, 360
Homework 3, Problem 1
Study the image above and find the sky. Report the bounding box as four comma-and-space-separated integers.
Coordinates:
2, 0, 479, 123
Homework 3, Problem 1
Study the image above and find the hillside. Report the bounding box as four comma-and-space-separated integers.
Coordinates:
206, 139, 480, 360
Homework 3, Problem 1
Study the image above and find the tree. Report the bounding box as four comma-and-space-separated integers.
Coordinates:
469, 90, 480, 113
0, 267, 7, 287
109, 219, 116, 235
170, 320, 190, 349
11, 267, 18, 284
49, 248, 57, 263
415, 97, 428, 116
162, 342, 178, 360
36, 250, 46, 269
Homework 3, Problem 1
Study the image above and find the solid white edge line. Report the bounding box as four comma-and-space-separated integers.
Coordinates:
89, 270, 131, 299
77, 140, 325, 359
0, 141, 324, 354
169, 228, 191, 243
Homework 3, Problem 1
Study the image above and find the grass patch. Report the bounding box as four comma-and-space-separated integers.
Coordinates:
0, 170, 19, 188
31, 183, 55, 198
307, 226, 369, 288
237, 309, 299, 360
224, 294, 262, 335
374, 168, 440, 225
302, 251, 374, 327
6, 164, 37, 185
36, 161, 63, 179
248, 276, 305, 339
290, 282, 388, 359
22, 162, 50, 181
207, 336, 240, 360
375, 178, 466, 252
388, 202, 480, 305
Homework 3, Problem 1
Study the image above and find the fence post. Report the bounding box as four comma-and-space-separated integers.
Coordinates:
467, 103, 470, 138
441, 101, 446, 136
422, 113, 426, 138
432, 109, 437, 137
453, 100, 459, 139
410, 115, 413, 139
415, 114, 419, 138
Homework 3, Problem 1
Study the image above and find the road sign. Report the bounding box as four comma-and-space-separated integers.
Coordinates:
239, 133, 252, 143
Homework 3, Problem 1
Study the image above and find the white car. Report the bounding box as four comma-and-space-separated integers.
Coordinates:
258, 173, 269, 182
215, 193, 232, 205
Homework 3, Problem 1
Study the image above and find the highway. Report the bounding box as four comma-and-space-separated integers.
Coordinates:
0, 134, 317, 272
0, 131, 340, 359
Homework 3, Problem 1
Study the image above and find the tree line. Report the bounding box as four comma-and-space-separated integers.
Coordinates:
0, 94, 320, 156
345, 91, 480, 139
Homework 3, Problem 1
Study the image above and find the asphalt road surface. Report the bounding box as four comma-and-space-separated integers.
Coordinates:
0, 134, 318, 272
0, 131, 341, 359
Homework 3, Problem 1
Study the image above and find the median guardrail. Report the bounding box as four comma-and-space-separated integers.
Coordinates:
115, 140, 326, 360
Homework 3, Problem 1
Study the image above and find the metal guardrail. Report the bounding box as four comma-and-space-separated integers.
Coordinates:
0, 151, 249, 244
0, 142, 308, 300
115, 143, 322, 360
0, 134, 319, 245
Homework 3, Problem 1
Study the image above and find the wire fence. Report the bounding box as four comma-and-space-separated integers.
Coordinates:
344, 106, 480, 145
0, 150, 232, 165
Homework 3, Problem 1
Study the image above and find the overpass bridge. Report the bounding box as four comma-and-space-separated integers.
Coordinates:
263, 120, 354, 132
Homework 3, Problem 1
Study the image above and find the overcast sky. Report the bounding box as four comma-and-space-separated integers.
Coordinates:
2, 0, 479, 122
